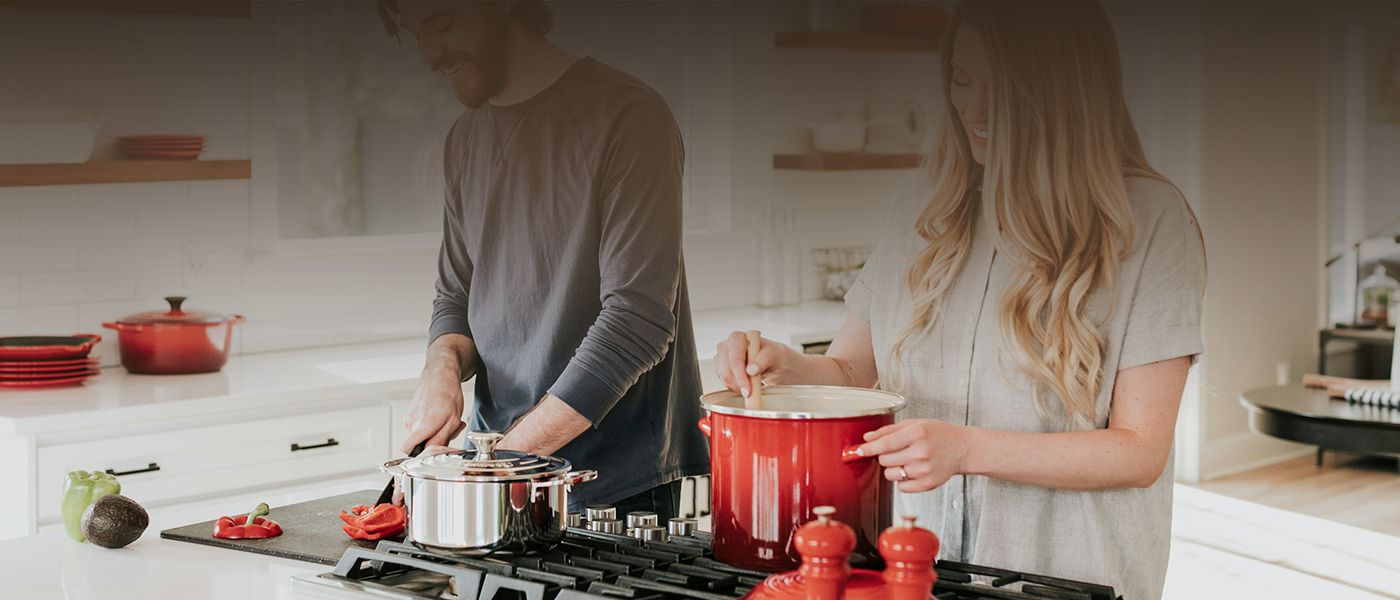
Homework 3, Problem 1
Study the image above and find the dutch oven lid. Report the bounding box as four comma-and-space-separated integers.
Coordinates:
400, 432, 572, 482
701, 385, 907, 420
116, 296, 235, 326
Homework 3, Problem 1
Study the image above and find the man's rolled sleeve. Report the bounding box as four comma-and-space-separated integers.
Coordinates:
547, 95, 685, 426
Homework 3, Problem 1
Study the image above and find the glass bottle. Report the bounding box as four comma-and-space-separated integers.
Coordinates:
1359, 264, 1400, 326
755, 206, 784, 308
779, 205, 801, 306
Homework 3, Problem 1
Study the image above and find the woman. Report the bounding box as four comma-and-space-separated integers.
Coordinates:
713, 2, 1204, 599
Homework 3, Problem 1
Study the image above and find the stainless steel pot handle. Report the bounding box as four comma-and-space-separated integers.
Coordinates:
535, 470, 598, 488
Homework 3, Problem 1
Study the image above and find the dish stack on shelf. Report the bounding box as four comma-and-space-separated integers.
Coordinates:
117, 135, 206, 160
0, 335, 102, 389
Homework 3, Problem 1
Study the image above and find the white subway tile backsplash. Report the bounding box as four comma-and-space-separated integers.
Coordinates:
0, 185, 82, 207
0, 207, 18, 239
0, 305, 79, 336
134, 267, 184, 299
0, 275, 18, 308
21, 270, 136, 306
240, 256, 342, 293
200, 137, 251, 161
135, 202, 249, 236
0, 240, 82, 274
80, 234, 188, 269
80, 182, 191, 206
21, 204, 136, 239
189, 181, 251, 206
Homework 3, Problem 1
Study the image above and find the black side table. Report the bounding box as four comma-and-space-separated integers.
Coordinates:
1240, 384, 1400, 471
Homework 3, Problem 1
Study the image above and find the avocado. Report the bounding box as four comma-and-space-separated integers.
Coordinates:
80, 494, 149, 549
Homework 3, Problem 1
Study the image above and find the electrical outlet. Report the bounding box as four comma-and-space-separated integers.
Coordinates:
183, 244, 219, 284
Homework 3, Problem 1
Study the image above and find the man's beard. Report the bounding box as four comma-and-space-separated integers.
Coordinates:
434, 18, 509, 109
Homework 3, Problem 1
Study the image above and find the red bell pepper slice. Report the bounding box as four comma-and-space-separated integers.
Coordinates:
213, 502, 283, 540
340, 503, 405, 535
342, 522, 405, 540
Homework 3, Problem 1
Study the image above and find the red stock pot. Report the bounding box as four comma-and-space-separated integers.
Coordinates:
699, 386, 906, 572
102, 296, 245, 374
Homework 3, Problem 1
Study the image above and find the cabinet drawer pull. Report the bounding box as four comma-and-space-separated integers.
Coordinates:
105, 463, 161, 477
290, 438, 340, 452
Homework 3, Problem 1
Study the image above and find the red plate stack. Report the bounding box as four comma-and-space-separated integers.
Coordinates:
118, 135, 206, 160
0, 335, 103, 389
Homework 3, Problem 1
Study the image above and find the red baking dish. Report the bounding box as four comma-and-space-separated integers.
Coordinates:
0, 335, 101, 361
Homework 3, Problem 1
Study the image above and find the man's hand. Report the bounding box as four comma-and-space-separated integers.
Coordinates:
402, 334, 477, 454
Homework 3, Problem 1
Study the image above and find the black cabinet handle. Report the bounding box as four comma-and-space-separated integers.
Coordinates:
290, 438, 340, 452
105, 463, 160, 477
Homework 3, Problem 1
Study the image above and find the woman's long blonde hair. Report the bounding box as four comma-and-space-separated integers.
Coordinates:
889, 1, 1185, 429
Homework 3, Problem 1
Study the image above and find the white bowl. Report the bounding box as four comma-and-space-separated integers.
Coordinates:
0, 108, 103, 164
808, 121, 868, 154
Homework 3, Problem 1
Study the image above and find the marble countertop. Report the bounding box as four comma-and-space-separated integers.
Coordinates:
0, 301, 852, 436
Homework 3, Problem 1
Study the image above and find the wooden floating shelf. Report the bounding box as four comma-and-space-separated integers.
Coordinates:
775, 31, 940, 52
774, 153, 924, 171
0, 1, 251, 19
0, 160, 252, 187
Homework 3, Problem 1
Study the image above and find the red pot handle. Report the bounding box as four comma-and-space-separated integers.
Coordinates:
697, 417, 711, 438
840, 444, 869, 463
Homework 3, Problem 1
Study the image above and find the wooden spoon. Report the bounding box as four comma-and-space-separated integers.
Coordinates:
745, 330, 763, 410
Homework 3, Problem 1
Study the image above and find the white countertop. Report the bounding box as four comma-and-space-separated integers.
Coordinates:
4, 483, 1395, 600
0, 301, 852, 435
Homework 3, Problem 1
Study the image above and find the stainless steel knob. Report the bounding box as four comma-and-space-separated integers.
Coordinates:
588, 518, 624, 535
565, 512, 583, 528
632, 525, 666, 541
626, 511, 658, 528
585, 504, 616, 522
466, 431, 504, 461
667, 518, 697, 537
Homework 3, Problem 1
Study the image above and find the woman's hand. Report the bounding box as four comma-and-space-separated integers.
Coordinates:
713, 331, 802, 397
857, 419, 974, 493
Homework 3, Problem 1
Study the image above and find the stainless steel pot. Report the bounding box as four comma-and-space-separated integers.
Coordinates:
380, 431, 597, 556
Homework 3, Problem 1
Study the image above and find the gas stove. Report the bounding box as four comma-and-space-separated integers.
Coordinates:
290, 525, 1121, 600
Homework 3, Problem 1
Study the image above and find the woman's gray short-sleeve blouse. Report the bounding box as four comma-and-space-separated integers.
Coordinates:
845, 174, 1205, 600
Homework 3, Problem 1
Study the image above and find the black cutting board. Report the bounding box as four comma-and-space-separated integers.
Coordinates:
160, 490, 387, 565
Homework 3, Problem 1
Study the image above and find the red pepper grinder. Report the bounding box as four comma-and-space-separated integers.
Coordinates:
795, 506, 856, 600
879, 515, 940, 600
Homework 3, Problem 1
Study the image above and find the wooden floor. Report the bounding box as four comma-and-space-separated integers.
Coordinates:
1192, 451, 1400, 538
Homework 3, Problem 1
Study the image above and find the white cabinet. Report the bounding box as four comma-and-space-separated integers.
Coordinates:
2, 398, 405, 541
34, 405, 389, 522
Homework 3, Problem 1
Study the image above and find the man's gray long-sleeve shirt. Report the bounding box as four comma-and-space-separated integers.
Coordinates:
428, 57, 709, 506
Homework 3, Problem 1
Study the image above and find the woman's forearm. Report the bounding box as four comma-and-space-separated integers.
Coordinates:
961, 426, 1168, 490
772, 353, 871, 388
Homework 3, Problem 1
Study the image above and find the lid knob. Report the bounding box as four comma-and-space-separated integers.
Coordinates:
794, 506, 855, 600
878, 514, 940, 600
165, 296, 187, 314
466, 431, 504, 461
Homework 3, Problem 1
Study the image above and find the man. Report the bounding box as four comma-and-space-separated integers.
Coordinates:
377, 0, 709, 519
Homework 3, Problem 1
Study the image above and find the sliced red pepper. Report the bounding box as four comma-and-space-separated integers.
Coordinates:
214, 515, 283, 539
340, 503, 405, 534
342, 522, 405, 540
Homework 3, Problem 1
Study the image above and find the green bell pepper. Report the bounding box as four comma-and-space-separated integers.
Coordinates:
62, 470, 121, 542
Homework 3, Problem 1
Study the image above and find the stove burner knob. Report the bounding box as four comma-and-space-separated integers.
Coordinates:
667, 518, 697, 538
588, 518, 624, 535
631, 525, 667, 541
585, 504, 617, 522
626, 511, 658, 528
565, 512, 583, 528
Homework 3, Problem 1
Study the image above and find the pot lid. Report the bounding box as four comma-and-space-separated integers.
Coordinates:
700, 385, 906, 420
399, 432, 572, 482
116, 296, 236, 326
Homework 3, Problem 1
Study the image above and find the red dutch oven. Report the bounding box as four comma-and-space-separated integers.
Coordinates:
699, 386, 906, 573
102, 296, 245, 375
